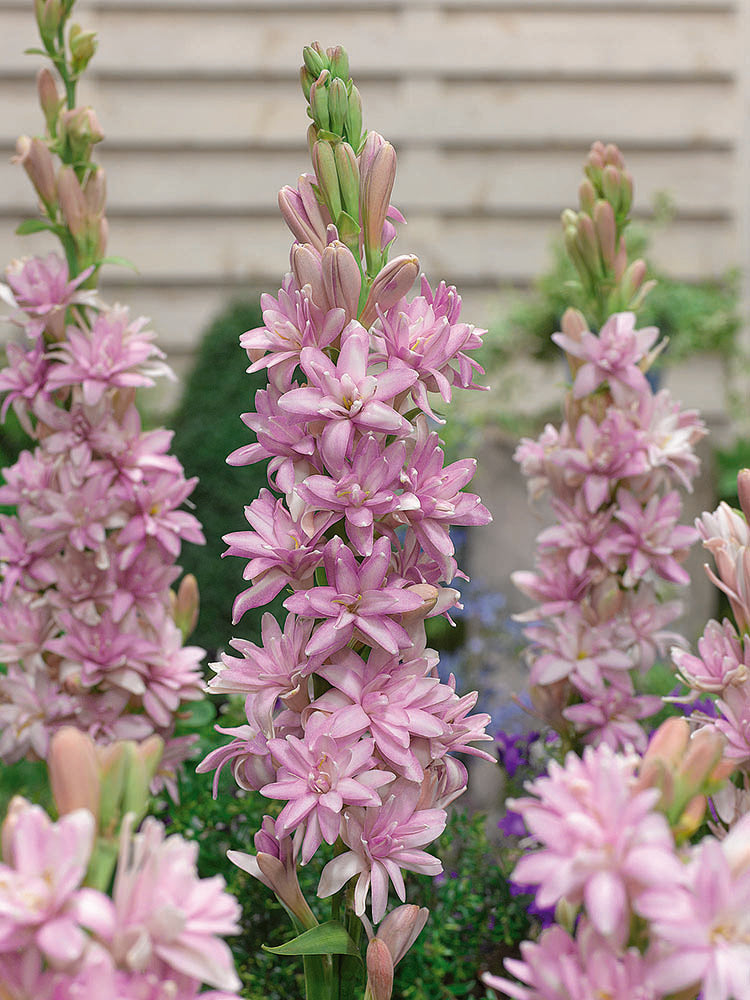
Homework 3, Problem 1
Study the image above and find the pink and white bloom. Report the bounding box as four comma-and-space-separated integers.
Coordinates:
318, 784, 446, 923
510, 743, 683, 945
639, 813, 750, 1000
552, 312, 658, 405
284, 535, 424, 658
263, 712, 394, 863
109, 817, 241, 991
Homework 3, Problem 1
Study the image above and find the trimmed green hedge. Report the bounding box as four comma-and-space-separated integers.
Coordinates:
170, 299, 281, 656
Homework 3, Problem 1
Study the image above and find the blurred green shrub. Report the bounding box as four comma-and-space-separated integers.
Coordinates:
483, 225, 739, 370
170, 300, 281, 655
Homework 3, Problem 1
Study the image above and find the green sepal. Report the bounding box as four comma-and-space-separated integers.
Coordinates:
99, 254, 138, 272
335, 210, 360, 242
15, 219, 58, 236
262, 920, 362, 959
315, 129, 340, 145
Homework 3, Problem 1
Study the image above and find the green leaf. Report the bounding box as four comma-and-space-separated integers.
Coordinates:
99, 254, 138, 273
263, 920, 361, 959
15, 219, 56, 236
23, 47, 50, 57
181, 699, 216, 729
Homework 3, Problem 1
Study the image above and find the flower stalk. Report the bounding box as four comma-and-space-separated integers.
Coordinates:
201, 41, 493, 999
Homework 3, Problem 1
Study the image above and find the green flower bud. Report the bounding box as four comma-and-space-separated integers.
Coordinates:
345, 85, 364, 151
593, 199, 616, 269
309, 70, 330, 132
35, 0, 62, 49
601, 164, 622, 212
328, 77, 348, 137
312, 139, 342, 221
578, 178, 596, 217
302, 42, 328, 79
69, 23, 98, 76
300, 65, 315, 102
334, 141, 360, 219
327, 44, 349, 81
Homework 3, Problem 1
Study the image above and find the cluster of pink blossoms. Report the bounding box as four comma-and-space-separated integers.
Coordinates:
0, 251, 205, 779
672, 477, 750, 824
484, 731, 750, 1000
0, 795, 241, 1000
200, 45, 493, 927
514, 308, 705, 749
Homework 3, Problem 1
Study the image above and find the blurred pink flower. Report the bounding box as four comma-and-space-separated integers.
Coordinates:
511, 743, 683, 946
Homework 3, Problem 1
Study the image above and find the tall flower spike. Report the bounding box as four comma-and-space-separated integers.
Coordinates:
0, 0, 207, 794
200, 41, 491, 997
513, 143, 705, 752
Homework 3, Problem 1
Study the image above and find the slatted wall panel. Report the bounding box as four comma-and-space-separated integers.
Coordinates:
0, 0, 742, 398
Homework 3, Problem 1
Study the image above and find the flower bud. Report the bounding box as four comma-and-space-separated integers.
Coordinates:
328, 77, 348, 136
601, 164, 622, 209
737, 470, 750, 523
58, 165, 87, 237
278, 176, 328, 253
365, 939, 394, 1000
35, 0, 62, 47
300, 66, 315, 102
48, 727, 101, 821
574, 213, 601, 278
122, 735, 163, 824
95, 215, 108, 258
593, 199, 616, 270
578, 178, 596, 216
327, 44, 349, 81
13, 136, 57, 211
376, 905, 429, 966
69, 23, 97, 75
37, 68, 63, 134
230, 848, 317, 930
309, 70, 331, 132
171, 573, 200, 640
312, 140, 342, 222
302, 43, 328, 80
58, 106, 104, 162
334, 141, 360, 220
322, 239, 361, 322
359, 132, 396, 273
603, 143, 625, 169
345, 85, 364, 151
620, 258, 646, 300
291, 242, 329, 310
83, 167, 106, 216
586, 140, 606, 173
359, 253, 418, 327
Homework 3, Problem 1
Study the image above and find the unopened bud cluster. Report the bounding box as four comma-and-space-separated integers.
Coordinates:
561, 142, 652, 328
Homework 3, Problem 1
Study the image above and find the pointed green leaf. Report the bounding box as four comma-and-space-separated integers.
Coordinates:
262, 920, 361, 958
15, 219, 56, 236
99, 254, 138, 273
23, 47, 49, 57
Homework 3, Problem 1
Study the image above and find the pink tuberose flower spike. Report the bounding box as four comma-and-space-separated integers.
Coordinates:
200, 40, 491, 996
0, 0, 207, 792
513, 144, 706, 752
